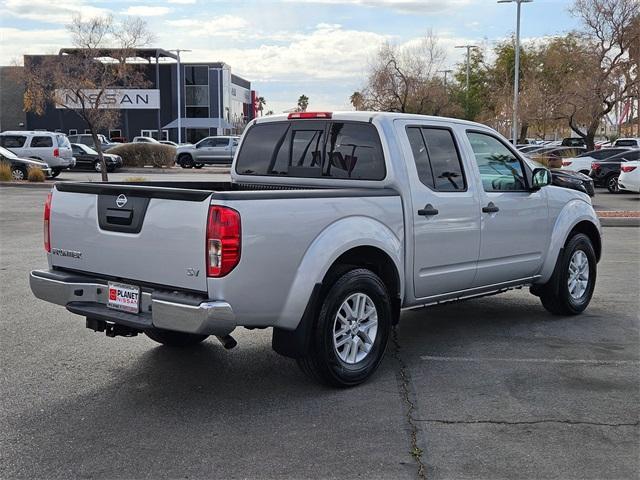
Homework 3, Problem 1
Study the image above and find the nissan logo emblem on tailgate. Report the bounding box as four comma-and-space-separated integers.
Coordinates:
116, 194, 128, 208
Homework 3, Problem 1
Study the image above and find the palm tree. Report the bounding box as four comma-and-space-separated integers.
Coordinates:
350, 91, 365, 110
257, 96, 266, 116
297, 94, 309, 112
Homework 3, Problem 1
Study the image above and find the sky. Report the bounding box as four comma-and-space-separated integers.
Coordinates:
0, 0, 580, 113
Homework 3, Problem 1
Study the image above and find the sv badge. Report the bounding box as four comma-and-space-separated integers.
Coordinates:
186, 268, 200, 277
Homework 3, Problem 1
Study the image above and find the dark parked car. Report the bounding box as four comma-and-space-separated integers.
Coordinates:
561, 137, 586, 147
70, 143, 123, 172
525, 158, 594, 196
550, 168, 595, 196
589, 149, 640, 193
0, 146, 52, 180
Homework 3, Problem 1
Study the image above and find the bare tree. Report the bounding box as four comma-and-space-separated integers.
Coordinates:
561, 0, 639, 149
23, 15, 153, 181
357, 31, 449, 115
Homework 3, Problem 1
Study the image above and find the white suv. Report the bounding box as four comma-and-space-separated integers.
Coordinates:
613, 138, 640, 148
0, 131, 75, 177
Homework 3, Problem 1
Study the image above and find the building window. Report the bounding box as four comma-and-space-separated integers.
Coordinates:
186, 128, 209, 144
69, 129, 77, 136
184, 65, 209, 118
141, 129, 169, 141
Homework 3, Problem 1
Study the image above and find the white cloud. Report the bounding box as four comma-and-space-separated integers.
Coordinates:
283, 0, 473, 14
167, 0, 196, 3
165, 15, 249, 37
173, 24, 390, 82
1, 0, 109, 24
122, 6, 171, 17
0, 27, 69, 64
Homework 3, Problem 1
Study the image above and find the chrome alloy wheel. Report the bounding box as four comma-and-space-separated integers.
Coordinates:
11, 168, 25, 180
333, 292, 378, 364
568, 250, 589, 300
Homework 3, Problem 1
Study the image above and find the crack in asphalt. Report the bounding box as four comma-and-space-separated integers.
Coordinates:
391, 327, 427, 480
414, 418, 640, 427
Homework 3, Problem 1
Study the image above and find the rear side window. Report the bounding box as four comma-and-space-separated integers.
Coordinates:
615, 139, 638, 147
406, 127, 466, 191
56, 135, 70, 148
31, 136, 53, 147
235, 121, 385, 180
0, 135, 27, 148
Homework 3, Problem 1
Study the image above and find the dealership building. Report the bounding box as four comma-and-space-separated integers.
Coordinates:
0, 48, 256, 144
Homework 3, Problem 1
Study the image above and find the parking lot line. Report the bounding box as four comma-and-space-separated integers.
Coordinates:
420, 355, 639, 365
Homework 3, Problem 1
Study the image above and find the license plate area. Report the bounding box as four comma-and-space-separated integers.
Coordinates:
107, 281, 140, 313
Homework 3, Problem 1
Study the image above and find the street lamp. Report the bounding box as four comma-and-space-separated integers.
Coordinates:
169, 49, 191, 144
455, 45, 478, 119
438, 69, 453, 89
498, 0, 532, 144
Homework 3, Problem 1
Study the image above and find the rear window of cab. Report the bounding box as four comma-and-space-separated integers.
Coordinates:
235, 120, 386, 180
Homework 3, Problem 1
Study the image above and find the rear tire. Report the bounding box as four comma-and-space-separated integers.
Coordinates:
145, 329, 208, 347
606, 174, 619, 193
49, 168, 61, 178
296, 268, 392, 387
534, 233, 596, 315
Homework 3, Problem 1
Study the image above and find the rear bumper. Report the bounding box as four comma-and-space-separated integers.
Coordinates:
29, 269, 235, 336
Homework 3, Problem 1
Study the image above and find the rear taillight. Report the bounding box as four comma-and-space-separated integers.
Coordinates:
591, 162, 600, 170
621, 165, 637, 173
562, 161, 572, 166
287, 111, 332, 119
44, 191, 52, 252
206, 206, 241, 277
53, 148, 59, 157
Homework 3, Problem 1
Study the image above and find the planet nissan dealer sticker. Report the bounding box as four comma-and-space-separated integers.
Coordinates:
107, 282, 140, 313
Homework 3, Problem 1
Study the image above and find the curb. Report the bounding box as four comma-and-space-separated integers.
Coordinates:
0, 181, 53, 189
599, 217, 640, 227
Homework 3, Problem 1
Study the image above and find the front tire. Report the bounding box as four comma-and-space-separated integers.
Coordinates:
297, 268, 392, 387
178, 154, 194, 169
535, 233, 597, 315
145, 329, 208, 347
50, 168, 61, 178
11, 166, 27, 181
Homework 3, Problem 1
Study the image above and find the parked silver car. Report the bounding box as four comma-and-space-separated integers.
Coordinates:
176, 136, 239, 168
0, 131, 74, 177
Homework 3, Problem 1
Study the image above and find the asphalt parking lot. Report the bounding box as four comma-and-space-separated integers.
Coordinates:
1, 186, 639, 479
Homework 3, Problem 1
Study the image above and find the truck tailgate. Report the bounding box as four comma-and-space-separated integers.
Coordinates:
49, 183, 212, 292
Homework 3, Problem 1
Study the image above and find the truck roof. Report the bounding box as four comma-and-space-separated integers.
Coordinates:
253, 111, 486, 128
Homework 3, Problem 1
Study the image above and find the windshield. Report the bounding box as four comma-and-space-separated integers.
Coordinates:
0, 146, 18, 159
79, 144, 98, 155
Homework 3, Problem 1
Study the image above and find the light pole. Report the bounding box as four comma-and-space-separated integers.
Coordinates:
169, 49, 191, 144
498, 0, 532, 144
455, 45, 478, 119
438, 69, 453, 89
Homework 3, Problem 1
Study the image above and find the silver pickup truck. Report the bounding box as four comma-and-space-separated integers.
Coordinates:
30, 112, 602, 386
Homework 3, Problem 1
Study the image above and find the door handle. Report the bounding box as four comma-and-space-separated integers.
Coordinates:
418, 204, 439, 216
482, 202, 500, 213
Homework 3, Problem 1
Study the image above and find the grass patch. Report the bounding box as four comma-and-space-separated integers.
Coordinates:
0, 161, 12, 181
27, 166, 46, 182
124, 176, 147, 182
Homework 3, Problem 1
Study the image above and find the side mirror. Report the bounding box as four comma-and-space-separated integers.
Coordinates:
532, 167, 552, 189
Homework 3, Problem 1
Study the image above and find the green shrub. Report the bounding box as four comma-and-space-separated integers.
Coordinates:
0, 161, 12, 181
107, 143, 176, 168
27, 166, 46, 182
